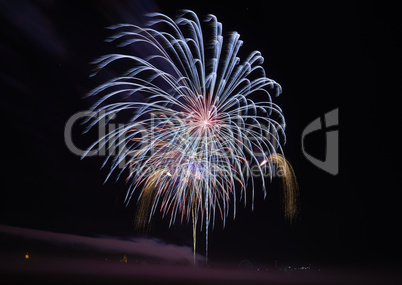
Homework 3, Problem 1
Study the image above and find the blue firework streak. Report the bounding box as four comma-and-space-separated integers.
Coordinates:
85, 10, 294, 260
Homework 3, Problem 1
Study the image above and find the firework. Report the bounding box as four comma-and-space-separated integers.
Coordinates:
85, 10, 297, 260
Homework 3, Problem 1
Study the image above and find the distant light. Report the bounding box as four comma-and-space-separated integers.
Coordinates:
260, 160, 267, 166
120, 254, 128, 263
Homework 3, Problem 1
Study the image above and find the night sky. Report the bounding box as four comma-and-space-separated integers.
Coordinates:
1, 0, 400, 268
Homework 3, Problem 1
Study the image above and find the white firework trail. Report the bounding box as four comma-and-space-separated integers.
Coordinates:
84, 10, 294, 261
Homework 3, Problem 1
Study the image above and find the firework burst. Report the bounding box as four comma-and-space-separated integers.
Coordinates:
85, 10, 297, 260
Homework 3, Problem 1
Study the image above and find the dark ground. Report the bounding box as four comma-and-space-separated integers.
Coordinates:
2, 256, 402, 285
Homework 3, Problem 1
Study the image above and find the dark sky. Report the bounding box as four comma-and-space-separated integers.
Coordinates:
0, 0, 400, 267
